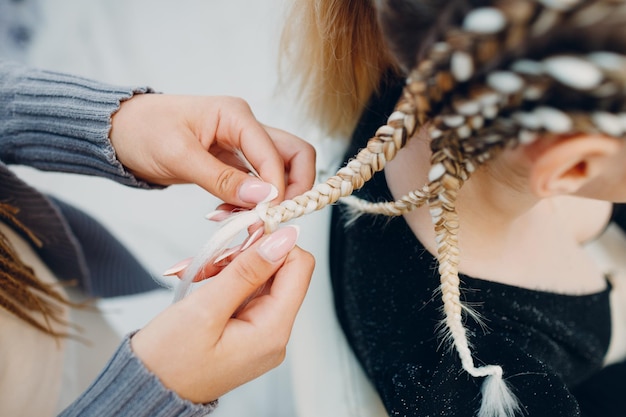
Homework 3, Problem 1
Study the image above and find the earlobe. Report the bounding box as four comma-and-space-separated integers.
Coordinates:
528, 135, 621, 198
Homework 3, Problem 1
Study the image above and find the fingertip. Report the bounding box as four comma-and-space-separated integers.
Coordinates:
163, 257, 193, 277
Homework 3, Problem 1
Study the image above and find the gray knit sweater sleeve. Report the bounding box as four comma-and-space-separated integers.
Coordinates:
0, 61, 218, 416
0, 60, 151, 188
59, 332, 218, 417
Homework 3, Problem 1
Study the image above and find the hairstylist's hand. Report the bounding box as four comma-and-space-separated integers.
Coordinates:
130, 225, 314, 404
109, 94, 316, 206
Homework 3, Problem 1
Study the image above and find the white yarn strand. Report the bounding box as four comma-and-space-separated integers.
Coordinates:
172, 148, 270, 303
172, 209, 262, 303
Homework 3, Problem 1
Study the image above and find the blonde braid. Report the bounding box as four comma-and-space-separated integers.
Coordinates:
263, 89, 420, 232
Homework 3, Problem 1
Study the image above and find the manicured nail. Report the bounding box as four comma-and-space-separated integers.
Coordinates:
241, 227, 264, 251
238, 179, 278, 204
205, 210, 231, 222
213, 245, 242, 264
163, 257, 193, 276
257, 225, 299, 262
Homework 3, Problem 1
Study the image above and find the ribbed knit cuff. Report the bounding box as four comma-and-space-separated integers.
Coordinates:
58, 332, 218, 417
0, 61, 153, 188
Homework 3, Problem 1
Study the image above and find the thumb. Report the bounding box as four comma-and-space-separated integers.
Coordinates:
190, 225, 300, 323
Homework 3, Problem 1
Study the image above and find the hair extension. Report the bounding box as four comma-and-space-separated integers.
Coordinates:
0, 202, 80, 339
178, 1, 626, 416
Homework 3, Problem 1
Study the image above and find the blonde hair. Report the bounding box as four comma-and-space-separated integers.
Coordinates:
279, 0, 398, 138
269, 0, 626, 416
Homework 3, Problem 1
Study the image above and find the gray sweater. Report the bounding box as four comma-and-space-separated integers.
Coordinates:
0, 60, 217, 417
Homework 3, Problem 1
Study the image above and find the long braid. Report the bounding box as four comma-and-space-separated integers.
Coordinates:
262, 89, 420, 232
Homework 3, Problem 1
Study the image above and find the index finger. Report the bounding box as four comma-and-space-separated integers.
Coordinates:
214, 100, 286, 200
263, 126, 317, 200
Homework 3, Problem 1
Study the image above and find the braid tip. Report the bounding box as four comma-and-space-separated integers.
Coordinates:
477, 369, 522, 417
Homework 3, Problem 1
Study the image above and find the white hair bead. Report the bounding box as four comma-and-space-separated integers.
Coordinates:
543, 56, 603, 90
457, 125, 472, 139
535, 106, 573, 133
462, 7, 507, 34
430, 128, 443, 139
487, 71, 525, 94
524, 85, 545, 101
511, 59, 545, 76
592, 112, 624, 137
443, 114, 466, 128
619, 113, 626, 131
451, 51, 474, 82
432, 41, 451, 54
538, 0, 581, 11
429, 163, 447, 182
483, 105, 499, 119
479, 91, 501, 107
518, 130, 539, 145
470, 115, 484, 130
454, 99, 481, 116
587, 51, 626, 72
513, 111, 542, 130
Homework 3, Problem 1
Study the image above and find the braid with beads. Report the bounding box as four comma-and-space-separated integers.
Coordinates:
178, 1, 626, 415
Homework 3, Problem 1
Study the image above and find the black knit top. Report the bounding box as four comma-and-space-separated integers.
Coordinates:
330, 79, 626, 417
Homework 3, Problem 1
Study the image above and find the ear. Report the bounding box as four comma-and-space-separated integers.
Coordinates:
528, 135, 622, 198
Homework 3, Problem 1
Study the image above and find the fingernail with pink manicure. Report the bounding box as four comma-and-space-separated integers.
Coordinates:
205, 210, 231, 222
162, 257, 193, 276
213, 245, 242, 264
257, 225, 300, 262
241, 227, 264, 251
238, 179, 278, 204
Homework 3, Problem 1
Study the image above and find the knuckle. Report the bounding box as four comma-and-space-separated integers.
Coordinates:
230, 257, 264, 288
271, 347, 287, 367
290, 248, 315, 270
214, 168, 239, 199
304, 142, 316, 158
301, 250, 316, 269
264, 341, 287, 368
226, 96, 251, 113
